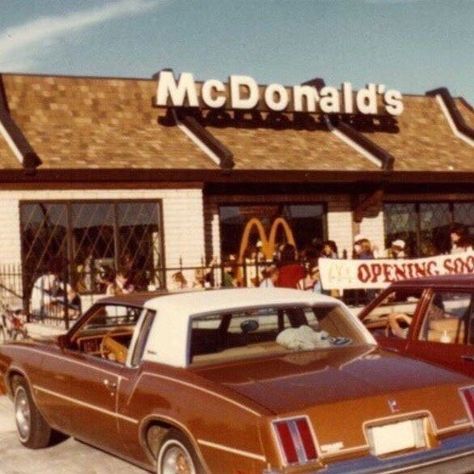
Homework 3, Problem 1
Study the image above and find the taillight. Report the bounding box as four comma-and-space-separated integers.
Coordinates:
460, 386, 474, 424
272, 416, 319, 465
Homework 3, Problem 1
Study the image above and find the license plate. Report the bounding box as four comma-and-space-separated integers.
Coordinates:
368, 419, 426, 456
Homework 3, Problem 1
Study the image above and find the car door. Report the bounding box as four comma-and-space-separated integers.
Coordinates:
37, 347, 122, 450
406, 289, 474, 377
35, 302, 140, 454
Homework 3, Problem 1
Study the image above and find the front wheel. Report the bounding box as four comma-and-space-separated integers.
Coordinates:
157, 429, 204, 474
13, 378, 53, 449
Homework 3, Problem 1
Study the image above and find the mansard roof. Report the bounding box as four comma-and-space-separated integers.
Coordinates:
0, 72, 472, 183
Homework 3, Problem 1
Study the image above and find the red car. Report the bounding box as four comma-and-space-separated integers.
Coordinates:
359, 274, 474, 377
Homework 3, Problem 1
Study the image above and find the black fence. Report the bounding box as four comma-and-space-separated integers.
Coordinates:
0, 260, 370, 330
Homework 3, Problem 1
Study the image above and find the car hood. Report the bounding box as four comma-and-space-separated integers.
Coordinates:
192, 345, 469, 413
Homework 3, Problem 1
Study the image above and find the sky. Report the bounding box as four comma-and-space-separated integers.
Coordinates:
0, 0, 472, 101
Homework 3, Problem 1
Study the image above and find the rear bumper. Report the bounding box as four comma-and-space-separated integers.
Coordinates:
322, 431, 474, 474
264, 432, 474, 474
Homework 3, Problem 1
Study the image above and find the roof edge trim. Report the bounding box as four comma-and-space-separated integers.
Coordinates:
330, 119, 395, 170
301, 77, 394, 171
174, 110, 235, 170
0, 74, 42, 172
426, 87, 474, 147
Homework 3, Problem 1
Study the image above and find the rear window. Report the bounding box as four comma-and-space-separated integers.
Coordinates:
190, 304, 366, 365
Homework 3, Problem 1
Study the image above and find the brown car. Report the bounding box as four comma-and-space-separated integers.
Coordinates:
359, 274, 474, 377
0, 288, 474, 473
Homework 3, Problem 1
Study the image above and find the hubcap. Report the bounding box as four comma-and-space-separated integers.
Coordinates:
15, 387, 31, 442
161, 444, 195, 474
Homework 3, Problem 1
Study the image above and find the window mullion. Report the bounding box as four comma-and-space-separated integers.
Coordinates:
113, 203, 120, 271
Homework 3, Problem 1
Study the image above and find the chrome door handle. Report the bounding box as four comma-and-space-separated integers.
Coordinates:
461, 355, 474, 362
103, 379, 117, 390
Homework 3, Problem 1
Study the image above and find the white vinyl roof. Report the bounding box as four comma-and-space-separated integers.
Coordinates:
140, 288, 374, 367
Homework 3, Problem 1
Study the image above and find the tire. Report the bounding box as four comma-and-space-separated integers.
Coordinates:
13, 378, 52, 449
157, 429, 204, 474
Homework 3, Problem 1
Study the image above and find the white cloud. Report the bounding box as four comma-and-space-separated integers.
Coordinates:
0, 0, 166, 70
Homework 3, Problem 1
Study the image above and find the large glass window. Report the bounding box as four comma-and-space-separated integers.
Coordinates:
219, 203, 326, 261
20, 201, 163, 294
384, 202, 474, 257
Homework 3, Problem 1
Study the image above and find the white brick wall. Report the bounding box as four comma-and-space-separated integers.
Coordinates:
0, 196, 21, 265
359, 212, 385, 257
327, 196, 353, 258
0, 188, 205, 271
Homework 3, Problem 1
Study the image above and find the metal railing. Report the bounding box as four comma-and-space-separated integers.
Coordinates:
0, 259, 371, 330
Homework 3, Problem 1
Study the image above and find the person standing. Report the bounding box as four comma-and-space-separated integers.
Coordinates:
387, 239, 406, 259
275, 244, 305, 289
450, 225, 472, 254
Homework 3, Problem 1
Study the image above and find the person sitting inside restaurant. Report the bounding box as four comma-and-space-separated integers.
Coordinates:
30, 258, 80, 320
105, 267, 135, 296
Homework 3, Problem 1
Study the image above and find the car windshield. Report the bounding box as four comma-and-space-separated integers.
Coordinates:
190, 303, 367, 364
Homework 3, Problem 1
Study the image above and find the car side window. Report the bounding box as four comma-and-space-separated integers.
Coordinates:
362, 289, 423, 339
418, 292, 472, 345
130, 309, 156, 366
71, 304, 143, 362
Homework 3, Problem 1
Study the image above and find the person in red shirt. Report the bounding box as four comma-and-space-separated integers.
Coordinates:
276, 244, 305, 288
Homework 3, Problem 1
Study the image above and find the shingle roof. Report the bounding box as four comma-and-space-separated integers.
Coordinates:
0, 133, 21, 169
206, 122, 379, 171
1, 74, 215, 170
0, 73, 472, 176
359, 95, 474, 172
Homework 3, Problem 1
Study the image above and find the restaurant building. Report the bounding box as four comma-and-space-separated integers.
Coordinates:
0, 71, 473, 297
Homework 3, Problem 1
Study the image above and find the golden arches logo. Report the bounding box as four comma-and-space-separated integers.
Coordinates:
238, 217, 296, 264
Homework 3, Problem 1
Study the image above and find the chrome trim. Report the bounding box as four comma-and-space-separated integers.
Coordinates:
197, 439, 266, 462
33, 385, 138, 424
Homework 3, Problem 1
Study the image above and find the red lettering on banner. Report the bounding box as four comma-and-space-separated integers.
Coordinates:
467, 256, 474, 272
444, 258, 454, 274
414, 263, 427, 277
371, 264, 382, 283
383, 264, 395, 282
427, 261, 439, 276
454, 257, 465, 273
394, 264, 407, 279
358, 264, 370, 283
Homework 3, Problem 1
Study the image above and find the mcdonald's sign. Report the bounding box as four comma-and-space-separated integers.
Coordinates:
238, 217, 296, 264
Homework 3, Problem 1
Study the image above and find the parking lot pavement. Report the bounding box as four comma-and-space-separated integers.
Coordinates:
0, 396, 144, 474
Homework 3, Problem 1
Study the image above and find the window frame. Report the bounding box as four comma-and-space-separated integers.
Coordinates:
383, 200, 474, 257
19, 199, 165, 294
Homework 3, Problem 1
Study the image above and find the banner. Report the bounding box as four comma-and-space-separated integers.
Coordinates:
319, 251, 474, 290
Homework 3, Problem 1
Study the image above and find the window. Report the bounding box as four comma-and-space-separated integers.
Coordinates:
71, 303, 144, 363
418, 292, 472, 345
131, 309, 156, 366
219, 203, 326, 260
384, 202, 474, 257
190, 304, 365, 364
20, 201, 163, 294
362, 289, 423, 339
